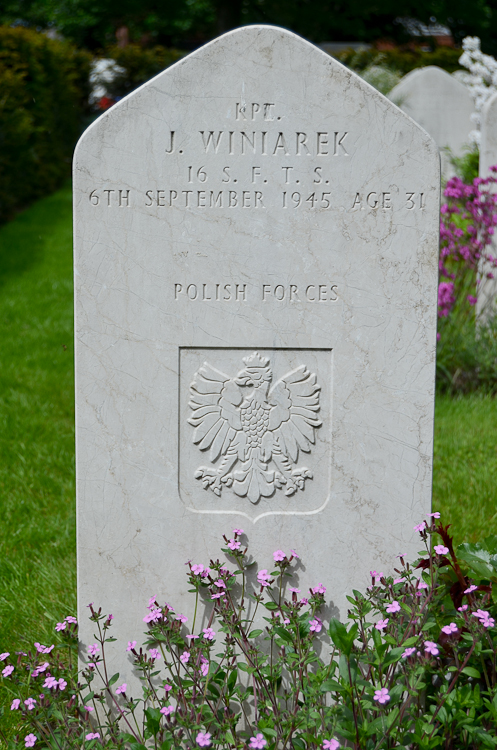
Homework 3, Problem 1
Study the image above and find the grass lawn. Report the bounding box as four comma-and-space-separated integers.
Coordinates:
0, 185, 497, 730
0, 183, 75, 732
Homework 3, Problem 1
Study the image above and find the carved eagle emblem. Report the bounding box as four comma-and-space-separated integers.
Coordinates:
188, 352, 322, 504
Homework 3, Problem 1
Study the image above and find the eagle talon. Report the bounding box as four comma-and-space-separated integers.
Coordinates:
221, 473, 234, 487
290, 467, 313, 491
195, 467, 223, 494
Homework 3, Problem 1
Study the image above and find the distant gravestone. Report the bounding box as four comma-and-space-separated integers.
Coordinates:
389, 66, 474, 177
478, 91, 497, 317
74, 26, 439, 678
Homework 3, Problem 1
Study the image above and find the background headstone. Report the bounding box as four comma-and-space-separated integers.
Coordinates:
389, 66, 474, 177
477, 91, 497, 317
74, 26, 439, 680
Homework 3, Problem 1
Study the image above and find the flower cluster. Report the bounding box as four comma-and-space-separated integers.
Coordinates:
458, 37, 497, 145
439, 168, 497, 322
2, 524, 497, 748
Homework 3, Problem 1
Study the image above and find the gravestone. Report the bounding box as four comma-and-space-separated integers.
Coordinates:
74, 26, 440, 678
389, 66, 474, 177
478, 91, 497, 317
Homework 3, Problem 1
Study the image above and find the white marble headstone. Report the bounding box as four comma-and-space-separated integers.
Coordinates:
389, 66, 473, 177
74, 26, 439, 673
477, 91, 497, 317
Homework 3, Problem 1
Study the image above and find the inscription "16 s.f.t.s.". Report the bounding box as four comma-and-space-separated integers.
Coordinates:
188, 352, 322, 504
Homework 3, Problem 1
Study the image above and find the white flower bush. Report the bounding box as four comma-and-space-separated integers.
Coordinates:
458, 36, 497, 146
89, 59, 126, 106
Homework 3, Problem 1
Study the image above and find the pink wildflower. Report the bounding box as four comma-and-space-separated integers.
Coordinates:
24, 698, 37, 710
191, 564, 204, 575
196, 732, 212, 747
441, 623, 458, 635
249, 734, 267, 749
149, 648, 161, 660
434, 545, 449, 555
25, 735, 37, 748
58, 679, 67, 691
458, 604, 468, 612
427, 512, 441, 519
233, 528, 244, 535
424, 641, 439, 656
465, 585, 477, 594
414, 521, 426, 532
85, 733, 100, 740
55, 622, 67, 632
373, 687, 390, 704
311, 583, 326, 594
375, 619, 389, 631
2, 665, 14, 677
65, 616, 77, 624
290, 549, 299, 558
322, 741, 339, 750
257, 569, 272, 587
179, 651, 190, 665
87, 644, 99, 657
228, 539, 241, 551
203, 627, 216, 640
0, 652, 9, 661
115, 683, 127, 694
402, 647, 416, 658
11, 698, 21, 710
386, 600, 401, 614
126, 641, 137, 651
160, 705, 175, 716
273, 550, 286, 562
309, 618, 322, 633
176, 614, 188, 623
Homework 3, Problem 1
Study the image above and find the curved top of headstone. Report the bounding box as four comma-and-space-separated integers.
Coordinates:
76, 24, 438, 164
480, 90, 497, 177
388, 65, 473, 156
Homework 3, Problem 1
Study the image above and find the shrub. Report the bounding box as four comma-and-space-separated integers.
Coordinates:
435, 166, 497, 393
90, 44, 184, 110
336, 46, 463, 76
358, 63, 402, 94
0, 26, 92, 223
2, 523, 497, 748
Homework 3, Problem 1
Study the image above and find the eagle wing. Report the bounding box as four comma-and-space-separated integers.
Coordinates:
266, 365, 321, 463
188, 363, 243, 462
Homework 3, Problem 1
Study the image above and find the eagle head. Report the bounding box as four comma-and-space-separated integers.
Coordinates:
235, 351, 272, 388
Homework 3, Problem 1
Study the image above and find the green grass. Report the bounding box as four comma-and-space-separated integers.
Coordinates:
0, 185, 497, 735
0, 182, 75, 659
433, 394, 497, 546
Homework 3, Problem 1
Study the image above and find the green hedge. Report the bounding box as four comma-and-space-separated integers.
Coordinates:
99, 43, 184, 100
0, 26, 91, 223
336, 46, 463, 75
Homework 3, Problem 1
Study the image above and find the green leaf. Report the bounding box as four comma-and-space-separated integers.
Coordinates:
227, 669, 237, 691
145, 707, 161, 736
462, 666, 481, 679
273, 626, 293, 643
265, 602, 279, 610
108, 672, 120, 686
249, 629, 263, 638
320, 679, 342, 692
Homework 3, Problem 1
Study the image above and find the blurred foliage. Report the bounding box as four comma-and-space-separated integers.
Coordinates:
0, 25, 91, 223
101, 43, 184, 97
0, 0, 497, 53
449, 146, 480, 184
336, 46, 464, 75
437, 310, 497, 394
357, 63, 402, 94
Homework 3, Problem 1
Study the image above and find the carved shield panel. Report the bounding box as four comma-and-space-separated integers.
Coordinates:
179, 348, 332, 522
